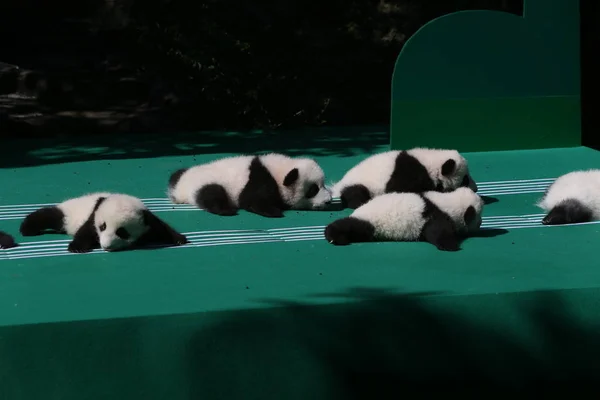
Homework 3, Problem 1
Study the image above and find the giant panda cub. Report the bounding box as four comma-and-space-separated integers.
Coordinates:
19, 192, 189, 253
538, 169, 600, 225
0, 231, 17, 249
331, 148, 478, 209
324, 187, 484, 251
168, 153, 332, 218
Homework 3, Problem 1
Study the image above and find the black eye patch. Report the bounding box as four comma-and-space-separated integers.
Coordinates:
99, 222, 107, 232
305, 183, 319, 199
115, 227, 130, 240
461, 175, 470, 187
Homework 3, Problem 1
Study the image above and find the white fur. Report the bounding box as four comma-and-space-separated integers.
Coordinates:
351, 187, 484, 241
169, 156, 253, 206
351, 192, 426, 241
94, 194, 150, 251
331, 151, 398, 198
261, 154, 332, 209
331, 148, 477, 198
58, 192, 113, 235
58, 192, 150, 251
537, 169, 600, 219
169, 153, 332, 210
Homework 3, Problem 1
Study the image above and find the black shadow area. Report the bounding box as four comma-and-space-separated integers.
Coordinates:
0, 125, 389, 169
581, 0, 600, 150
481, 195, 499, 205
1, 287, 600, 399
471, 227, 509, 238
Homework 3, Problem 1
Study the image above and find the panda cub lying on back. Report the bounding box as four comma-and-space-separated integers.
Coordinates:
331, 148, 478, 209
538, 169, 600, 225
168, 153, 332, 218
20, 192, 188, 253
325, 187, 484, 251
0, 231, 17, 249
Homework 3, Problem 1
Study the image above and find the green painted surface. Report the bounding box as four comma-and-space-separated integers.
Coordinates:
1, 143, 600, 398
391, 96, 581, 152
390, 0, 581, 151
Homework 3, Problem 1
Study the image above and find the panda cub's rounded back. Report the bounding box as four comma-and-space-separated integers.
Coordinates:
331, 147, 478, 209
324, 187, 483, 251
167, 152, 332, 218
537, 169, 600, 225
407, 148, 478, 193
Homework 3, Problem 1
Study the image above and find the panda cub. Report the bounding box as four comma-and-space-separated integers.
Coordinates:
0, 231, 17, 249
168, 153, 332, 218
19, 192, 188, 253
538, 169, 600, 225
324, 187, 484, 251
331, 148, 478, 209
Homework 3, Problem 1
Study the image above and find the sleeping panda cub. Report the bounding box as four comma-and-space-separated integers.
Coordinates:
325, 187, 484, 251
168, 153, 332, 218
0, 231, 17, 249
538, 169, 600, 225
19, 192, 188, 253
331, 148, 478, 209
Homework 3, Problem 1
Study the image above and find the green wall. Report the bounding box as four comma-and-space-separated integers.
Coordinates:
390, 0, 581, 152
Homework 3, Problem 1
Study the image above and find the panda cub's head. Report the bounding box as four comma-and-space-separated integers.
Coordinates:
94, 194, 151, 251
410, 148, 478, 193
440, 153, 477, 193
426, 186, 484, 234
276, 157, 332, 210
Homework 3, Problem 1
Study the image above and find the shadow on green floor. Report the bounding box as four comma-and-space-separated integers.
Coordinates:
1, 287, 599, 399
0, 125, 389, 169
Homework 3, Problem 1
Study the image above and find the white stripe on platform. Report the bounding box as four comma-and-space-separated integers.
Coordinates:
3, 211, 599, 261
0, 177, 556, 221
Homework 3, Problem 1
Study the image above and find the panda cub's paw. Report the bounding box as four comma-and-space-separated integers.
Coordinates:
67, 240, 95, 254
0, 232, 17, 249
173, 233, 189, 246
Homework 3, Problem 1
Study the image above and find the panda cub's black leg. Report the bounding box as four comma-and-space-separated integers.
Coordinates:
542, 199, 593, 225
340, 185, 371, 209
0, 231, 17, 249
237, 157, 286, 218
67, 217, 100, 253
325, 217, 376, 245
196, 184, 238, 216
138, 210, 189, 248
420, 214, 461, 252
20, 206, 65, 236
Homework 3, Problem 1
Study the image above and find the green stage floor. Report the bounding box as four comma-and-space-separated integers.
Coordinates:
1, 139, 600, 397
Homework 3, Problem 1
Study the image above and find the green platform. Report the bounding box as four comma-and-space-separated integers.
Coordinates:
1, 143, 598, 327
2, 135, 600, 398
1, 0, 597, 397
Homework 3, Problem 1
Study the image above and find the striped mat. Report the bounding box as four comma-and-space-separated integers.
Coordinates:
1, 176, 595, 261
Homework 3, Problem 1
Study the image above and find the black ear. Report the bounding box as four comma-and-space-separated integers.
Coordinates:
441, 159, 456, 176
283, 168, 299, 187
463, 206, 476, 226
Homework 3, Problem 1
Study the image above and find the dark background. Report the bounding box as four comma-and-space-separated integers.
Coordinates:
580, 0, 599, 150
0, 0, 596, 144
